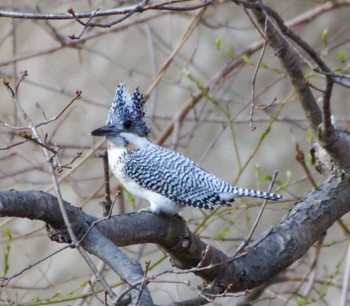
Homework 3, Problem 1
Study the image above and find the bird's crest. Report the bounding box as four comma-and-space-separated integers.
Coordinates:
106, 83, 150, 137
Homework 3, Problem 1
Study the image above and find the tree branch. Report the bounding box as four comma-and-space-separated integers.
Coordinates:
0, 1, 214, 22
245, 0, 322, 132
243, 0, 350, 173
0, 190, 153, 305
1, 176, 349, 298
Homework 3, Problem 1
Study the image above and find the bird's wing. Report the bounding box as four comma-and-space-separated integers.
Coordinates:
124, 144, 234, 209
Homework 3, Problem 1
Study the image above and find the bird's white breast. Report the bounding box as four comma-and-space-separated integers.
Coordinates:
107, 134, 183, 214
108, 144, 126, 181
121, 180, 182, 214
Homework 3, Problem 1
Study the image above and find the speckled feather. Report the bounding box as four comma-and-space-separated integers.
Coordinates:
106, 83, 150, 137
92, 84, 282, 214
120, 144, 281, 210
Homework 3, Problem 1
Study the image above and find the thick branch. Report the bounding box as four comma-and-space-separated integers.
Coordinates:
1, 176, 350, 295
232, 175, 350, 290
92, 176, 350, 291
0, 190, 152, 305
247, 1, 322, 131
246, 1, 350, 173
81, 228, 153, 305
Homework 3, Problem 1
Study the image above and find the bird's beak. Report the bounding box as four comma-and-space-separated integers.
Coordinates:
90, 125, 119, 137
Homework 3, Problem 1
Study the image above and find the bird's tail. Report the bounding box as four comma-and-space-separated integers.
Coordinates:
233, 187, 282, 200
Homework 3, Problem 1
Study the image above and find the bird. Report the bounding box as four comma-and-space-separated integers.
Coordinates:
91, 83, 282, 215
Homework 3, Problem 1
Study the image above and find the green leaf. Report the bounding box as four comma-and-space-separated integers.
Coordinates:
305, 128, 314, 143
260, 125, 271, 139
3, 258, 9, 277
338, 50, 346, 63
216, 227, 229, 240
124, 187, 136, 209
335, 262, 341, 274
52, 290, 62, 298
225, 49, 234, 59
2, 229, 11, 277
272, 67, 282, 74
254, 163, 261, 179
276, 170, 292, 189
322, 281, 330, 287
321, 28, 329, 46
260, 62, 269, 69
215, 37, 221, 50
182, 69, 228, 115
241, 54, 251, 64
297, 297, 308, 306
261, 175, 273, 182
2, 227, 11, 238
306, 152, 313, 166
31, 296, 41, 303
305, 70, 315, 78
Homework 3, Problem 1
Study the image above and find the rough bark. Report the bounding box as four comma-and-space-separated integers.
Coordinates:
1, 175, 349, 296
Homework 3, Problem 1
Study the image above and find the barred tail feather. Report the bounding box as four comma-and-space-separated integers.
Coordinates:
236, 187, 282, 200
220, 188, 282, 201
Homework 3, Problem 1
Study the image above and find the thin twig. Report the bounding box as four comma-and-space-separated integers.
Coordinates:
97, 150, 112, 217
68, 8, 100, 38
340, 241, 350, 306
303, 238, 324, 298
23, 133, 59, 154
305, 80, 326, 94
295, 143, 317, 188
2, 75, 117, 300
78, 193, 120, 243
322, 76, 334, 133
0, 245, 70, 287
249, 39, 267, 131
0, 139, 29, 150
35, 90, 82, 128
58, 151, 83, 171
0, 0, 213, 22
234, 170, 279, 256
145, 6, 207, 100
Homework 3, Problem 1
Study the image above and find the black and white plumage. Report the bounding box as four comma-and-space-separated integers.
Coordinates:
104, 83, 150, 138
91, 84, 282, 214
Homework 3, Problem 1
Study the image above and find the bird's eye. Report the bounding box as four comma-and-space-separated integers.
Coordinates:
123, 120, 133, 130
